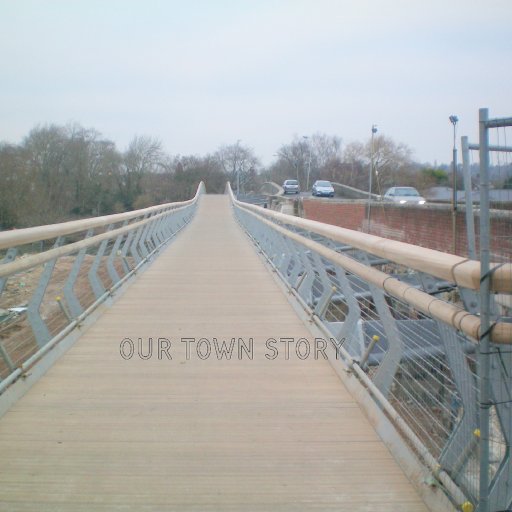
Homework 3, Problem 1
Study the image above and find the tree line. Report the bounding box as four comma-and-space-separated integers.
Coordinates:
0, 124, 258, 229
3, 122, 508, 229
265, 134, 511, 195
266, 133, 422, 193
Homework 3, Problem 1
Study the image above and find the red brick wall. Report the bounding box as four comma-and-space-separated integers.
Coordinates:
302, 199, 512, 261
302, 201, 366, 231
369, 205, 466, 253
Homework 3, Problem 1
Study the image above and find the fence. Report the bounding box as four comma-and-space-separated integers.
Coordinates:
0, 183, 204, 393
228, 182, 511, 512
476, 109, 512, 512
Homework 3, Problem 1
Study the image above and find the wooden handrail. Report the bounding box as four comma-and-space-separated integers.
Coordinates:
227, 183, 511, 294
232, 195, 511, 344
0, 182, 204, 251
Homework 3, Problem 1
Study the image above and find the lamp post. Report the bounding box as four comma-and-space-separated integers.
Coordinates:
449, 115, 458, 253
303, 136, 312, 191
236, 139, 241, 199
336, 137, 343, 180
367, 125, 378, 232
272, 153, 280, 183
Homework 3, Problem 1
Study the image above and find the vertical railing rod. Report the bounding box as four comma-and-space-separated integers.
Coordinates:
478, 107, 491, 512
461, 135, 477, 260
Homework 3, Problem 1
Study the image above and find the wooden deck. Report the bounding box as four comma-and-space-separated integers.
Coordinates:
0, 195, 430, 511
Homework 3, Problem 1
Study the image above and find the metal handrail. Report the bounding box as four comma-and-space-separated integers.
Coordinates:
0, 202, 193, 279
228, 184, 509, 345
229, 184, 471, 509
0, 182, 204, 391
229, 184, 511, 294
230, 172, 512, 510
229, 182, 495, 510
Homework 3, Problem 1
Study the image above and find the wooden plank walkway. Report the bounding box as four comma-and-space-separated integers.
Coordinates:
0, 195, 430, 511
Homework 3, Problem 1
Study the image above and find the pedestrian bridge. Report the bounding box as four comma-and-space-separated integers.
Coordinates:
0, 184, 510, 512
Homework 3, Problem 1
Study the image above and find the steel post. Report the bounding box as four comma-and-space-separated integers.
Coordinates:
63, 229, 94, 318
477, 107, 491, 512
461, 136, 477, 260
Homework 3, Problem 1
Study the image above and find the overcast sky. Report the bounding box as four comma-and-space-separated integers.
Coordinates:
0, 0, 510, 166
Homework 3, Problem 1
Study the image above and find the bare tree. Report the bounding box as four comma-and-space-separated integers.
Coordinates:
273, 133, 343, 187
115, 136, 163, 209
369, 135, 414, 191
338, 141, 366, 188
274, 138, 308, 184
338, 136, 415, 193
23, 124, 71, 220
0, 143, 35, 228
214, 142, 259, 194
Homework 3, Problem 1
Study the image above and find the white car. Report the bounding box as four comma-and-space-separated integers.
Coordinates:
312, 180, 335, 197
383, 187, 426, 205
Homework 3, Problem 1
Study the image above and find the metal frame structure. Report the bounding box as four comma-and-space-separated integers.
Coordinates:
460, 135, 512, 261
0, 183, 204, 393
228, 162, 511, 511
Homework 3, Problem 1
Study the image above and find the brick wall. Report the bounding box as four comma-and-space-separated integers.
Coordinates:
302, 199, 512, 261
301, 201, 366, 231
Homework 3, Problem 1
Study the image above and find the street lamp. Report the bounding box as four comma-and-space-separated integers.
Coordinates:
236, 139, 241, 199
335, 138, 343, 180
367, 125, 378, 232
449, 115, 458, 253
303, 136, 312, 191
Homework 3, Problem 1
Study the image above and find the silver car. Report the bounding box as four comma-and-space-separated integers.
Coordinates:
283, 179, 300, 194
383, 187, 426, 205
312, 180, 335, 197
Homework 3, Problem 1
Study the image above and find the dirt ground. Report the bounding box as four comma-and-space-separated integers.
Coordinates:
0, 255, 129, 378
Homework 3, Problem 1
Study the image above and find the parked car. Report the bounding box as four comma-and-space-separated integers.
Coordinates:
312, 180, 335, 197
283, 179, 300, 194
383, 187, 426, 205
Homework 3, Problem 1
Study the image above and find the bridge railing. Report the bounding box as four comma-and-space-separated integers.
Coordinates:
0, 183, 204, 391
228, 182, 512, 512
260, 181, 284, 196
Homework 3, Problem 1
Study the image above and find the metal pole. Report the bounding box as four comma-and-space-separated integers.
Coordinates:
337, 138, 343, 181
478, 107, 491, 512
303, 136, 312, 191
469, 143, 512, 153
449, 115, 459, 254
461, 136, 477, 260
367, 125, 377, 233
236, 139, 241, 199
307, 144, 312, 191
